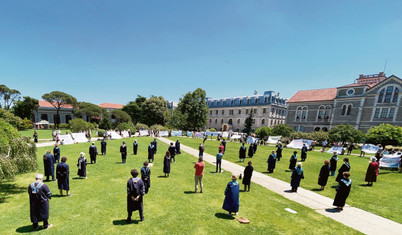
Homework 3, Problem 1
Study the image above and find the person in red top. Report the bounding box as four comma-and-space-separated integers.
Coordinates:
219, 143, 225, 154
194, 156, 205, 193
365, 157, 379, 186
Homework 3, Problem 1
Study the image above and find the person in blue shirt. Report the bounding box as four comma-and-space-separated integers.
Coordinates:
216, 149, 223, 173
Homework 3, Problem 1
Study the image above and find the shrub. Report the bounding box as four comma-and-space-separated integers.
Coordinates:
271, 124, 295, 137
150, 124, 169, 131
59, 123, 69, 129
365, 123, 402, 146
18, 118, 33, 130
135, 123, 149, 131
0, 108, 22, 129
255, 127, 272, 138
68, 119, 95, 133
207, 128, 216, 132
97, 129, 105, 137
116, 122, 135, 131
99, 117, 112, 130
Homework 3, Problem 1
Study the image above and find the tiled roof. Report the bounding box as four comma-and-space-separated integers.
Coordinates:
288, 88, 337, 103
98, 103, 124, 109
39, 100, 74, 109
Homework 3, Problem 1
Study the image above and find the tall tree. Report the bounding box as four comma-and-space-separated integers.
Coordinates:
42, 91, 77, 128
0, 84, 21, 110
177, 88, 208, 131
365, 123, 402, 146
328, 124, 364, 144
167, 109, 188, 130
74, 102, 107, 122
243, 111, 255, 135
141, 96, 167, 126
110, 109, 132, 127
271, 124, 295, 137
122, 101, 142, 124
12, 96, 39, 120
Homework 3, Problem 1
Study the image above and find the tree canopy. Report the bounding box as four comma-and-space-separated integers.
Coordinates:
176, 88, 208, 131
141, 96, 167, 126
271, 124, 295, 137
328, 124, 364, 143
74, 102, 107, 122
255, 126, 272, 138
12, 96, 39, 120
110, 109, 132, 127
42, 91, 77, 128
122, 101, 142, 125
365, 123, 402, 146
0, 84, 21, 110
243, 112, 255, 135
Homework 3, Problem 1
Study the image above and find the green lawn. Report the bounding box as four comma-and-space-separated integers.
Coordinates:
0, 137, 361, 234
19, 129, 71, 140
168, 137, 402, 224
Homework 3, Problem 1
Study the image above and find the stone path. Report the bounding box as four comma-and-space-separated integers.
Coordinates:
159, 137, 402, 235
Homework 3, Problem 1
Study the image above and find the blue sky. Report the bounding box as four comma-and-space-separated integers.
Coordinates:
1, 0, 402, 104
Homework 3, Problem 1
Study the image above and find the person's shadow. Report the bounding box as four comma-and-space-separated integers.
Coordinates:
113, 219, 138, 225
16, 225, 42, 233
214, 213, 235, 220
325, 208, 341, 213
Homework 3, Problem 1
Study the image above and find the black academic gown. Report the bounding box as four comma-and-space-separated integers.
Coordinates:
148, 145, 155, 161
152, 140, 157, 154
253, 143, 258, 154
222, 140, 226, 153
56, 162, 69, 190
127, 178, 145, 213
175, 141, 181, 154
101, 141, 107, 155
53, 147, 60, 163
120, 145, 127, 161
89, 145, 98, 163
318, 165, 330, 186
168, 146, 176, 160
77, 157, 87, 177
276, 146, 283, 161
239, 146, 247, 159
336, 163, 351, 182
333, 178, 352, 207
141, 167, 151, 194
291, 167, 304, 188
330, 156, 338, 172
163, 155, 171, 174
248, 145, 254, 158
289, 155, 297, 170
242, 166, 254, 185
301, 146, 308, 161
133, 142, 138, 155
43, 153, 55, 178
267, 154, 277, 172
28, 182, 52, 223
199, 145, 204, 156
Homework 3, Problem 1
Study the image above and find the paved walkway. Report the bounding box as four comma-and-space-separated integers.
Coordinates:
159, 137, 402, 235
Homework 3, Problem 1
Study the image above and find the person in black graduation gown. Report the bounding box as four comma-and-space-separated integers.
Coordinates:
247, 143, 254, 158
318, 160, 330, 190
89, 142, 98, 164
330, 153, 338, 176
33, 131, 38, 143
101, 139, 107, 155
253, 141, 258, 154
163, 151, 171, 177
133, 139, 138, 155
175, 139, 181, 154
242, 161, 254, 192
141, 162, 151, 194
289, 151, 298, 170
28, 174, 52, 230
336, 158, 351, 182
290, 163, 304, 192
267, 150, 277, 173
120, 142, 127, 164
152, 138, 158, 154
199, 143, 204, 157
56, 156, 70, 196
301, 144, 308, 161
77, 152, 87, 179
333, 172, 352, 210
221, 139, 226, 154
276, 144, 283, 161
168, 142, 176, 163
148, 142, 155, 163
239, 143, 247, 162
126, 169, 145, 222
53, 144, 60, 163
43, 151, 55, 181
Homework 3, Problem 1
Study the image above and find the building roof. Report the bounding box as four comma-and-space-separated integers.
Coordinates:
38, 100, 74, 109
98, 103, 124, 109
288, 88, 337, 103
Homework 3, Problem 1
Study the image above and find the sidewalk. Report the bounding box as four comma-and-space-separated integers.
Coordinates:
159, 137, 402, 235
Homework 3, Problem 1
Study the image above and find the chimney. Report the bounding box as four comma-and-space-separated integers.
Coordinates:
379, 72, 385, 76
359, 74, 364, 79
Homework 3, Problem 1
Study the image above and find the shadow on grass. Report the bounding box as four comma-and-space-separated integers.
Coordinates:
51, 195, 65, 198
311, 188, 323, 191
214, 213, 235, 220
15, 225, 43, 233
330, 185, 337, 189
0, 183, 26, 204
113, 219, 138, 225
325, 208, 341, 213
115, 162, 124, 164
157, 176, 167, 178
183, 191, 195, 194
358, 184, 370, 187
283, 190, 294, 193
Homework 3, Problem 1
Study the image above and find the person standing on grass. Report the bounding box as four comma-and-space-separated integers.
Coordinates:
53, 144, 60, 163
199, 143, 204, 157
56, 156, 70, 196
330, 152, 338, 176
141, 162, 151, 194
168, 142, 176, 163
89, 142, 98, 164
267, 150, 277, 173
239, 143, 247, 162
359, 144, 366, 157
216, 149, 223, 173
365, 157, 379, 186
222, 174, 240, 216
219, 143, 225, 155
290, 162, 304, 192
77, 152, 87, 179
33, 131, 38, 143
126, 169, 145, 223
43, 151, 55, 181
333, 172, 352, 211
289, 151, 297, 170
133, 139, 138, 155
253, 141, 258, 154
242, 161, 254, 192
148, 142, 155, 163
152, 138, 158, 154
221, 139, 226, 154
336, 158, 350, 182
301, 144, 308, 161
175, 139, 181, 154
101, 139, 107, 155
194, 156, 205, 193
347, 144, 354, 155
28, 174, 52, 230
248, 143, 254, 158
276, 144, 283, 161
120, 142, 127, 164
318, 160, 330, 190
163, 151, 171, 177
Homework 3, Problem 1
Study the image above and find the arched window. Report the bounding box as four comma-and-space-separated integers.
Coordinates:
209, 119, 211, 123
317, 106, 325, 119
296, 107, 302, 120
384, 86, 394, 103
302, 107, 308, 120
378, 88, 385, 103
237, 119, 240, 124
322, 127, 328, 132
341, 105, 347, 115
324, 105, 331, 119
261, 119, 265, 125
392, 87, 399, 103
215, 119, 217, 123
228, 119, 233, 125
346, 104, 352, 115
314, 127, 321, 131
221, 119, 223, 124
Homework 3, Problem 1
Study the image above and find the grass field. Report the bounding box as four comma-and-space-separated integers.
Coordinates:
0, 137, 362, 234
167, 137, 402, 224
19, 129, 71, 140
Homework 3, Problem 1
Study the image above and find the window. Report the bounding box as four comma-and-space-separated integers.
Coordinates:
389, 108, 395, 118
231, 100, 234, 105
228, 119, 233, 125
239, 100, 243, 105
341, 105, 347, 115
254, 98, 258, 104
223, 100, 226, 105
210, 110, 212, 115
264, 97, 268, 103
215, 119, 218, 123
296, 107, 302, 120
374, 108, 380, 118
40, 114, 48, 121
221, 110, 225, 115
302, 107, 307, 119
209, 119, 211, 123
378, 89, 385, 103
392, 87, 399, 103
261, 119, 265, 125
254, 109, 257, 114
317, 106, 325, 119
324, 106, 331, 119
263, 108, 266, 114
322, 127, 328, 132
247, 99, 250, 104
215, 110, 218, 115
380, 108, 388, 118
229, 110, 234, 115
65, 115, 72, 123
246, 109, 249, 114
237, 119, 240, 124
314, 127, 321, 131
384, 86, 394, 103
214, 100, 217, 106
221, 119, 223, 124
346, 104, 352, 115
272, 108, 275, 114
238, 109, 241, 114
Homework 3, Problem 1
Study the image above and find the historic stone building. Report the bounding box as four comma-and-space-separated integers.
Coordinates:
286, 72, 402, 132
206, 91, 287, 132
